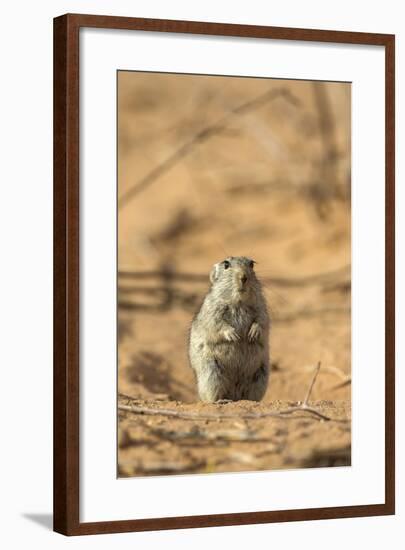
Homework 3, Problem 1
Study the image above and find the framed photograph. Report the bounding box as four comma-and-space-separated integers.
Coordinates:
53, 13, 395, 535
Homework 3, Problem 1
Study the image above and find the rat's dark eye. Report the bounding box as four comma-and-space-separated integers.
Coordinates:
249, 260, 255, 268
223, 260, 231, 270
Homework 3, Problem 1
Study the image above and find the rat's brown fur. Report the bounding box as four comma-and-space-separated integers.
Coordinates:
189, 257, 270, 402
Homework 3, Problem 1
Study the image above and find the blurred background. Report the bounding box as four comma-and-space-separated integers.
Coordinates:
117, 71, 351, 476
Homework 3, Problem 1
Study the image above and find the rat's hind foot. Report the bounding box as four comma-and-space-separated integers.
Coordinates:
215, 398, 233, 404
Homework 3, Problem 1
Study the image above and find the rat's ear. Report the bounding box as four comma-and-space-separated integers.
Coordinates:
209, 263, 220, 284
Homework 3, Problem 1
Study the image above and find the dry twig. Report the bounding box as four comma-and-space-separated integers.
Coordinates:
118, 264, 350, 288
118, 362, 349, 423
118, 87, 301, 208
327, 378, 352, 391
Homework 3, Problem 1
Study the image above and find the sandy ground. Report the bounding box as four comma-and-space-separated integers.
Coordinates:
117, 72, 351, 476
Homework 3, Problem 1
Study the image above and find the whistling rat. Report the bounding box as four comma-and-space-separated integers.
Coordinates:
189, 256, 270, 402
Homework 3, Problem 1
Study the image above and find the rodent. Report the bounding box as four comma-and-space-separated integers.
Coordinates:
189, 256, 270, 402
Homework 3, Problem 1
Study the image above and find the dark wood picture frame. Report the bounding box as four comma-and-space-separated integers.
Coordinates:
54, 13, 395, 536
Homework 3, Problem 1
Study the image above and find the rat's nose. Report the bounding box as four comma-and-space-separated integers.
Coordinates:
241, 274, 247, 285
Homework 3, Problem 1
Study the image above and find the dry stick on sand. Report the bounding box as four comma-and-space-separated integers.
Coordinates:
118, 362, 349, 423
118, 264, 350, 288
327, 378, 352, 391
118, 87, 301, 209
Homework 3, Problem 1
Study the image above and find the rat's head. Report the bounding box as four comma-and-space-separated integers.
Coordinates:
209, 256, 261, 303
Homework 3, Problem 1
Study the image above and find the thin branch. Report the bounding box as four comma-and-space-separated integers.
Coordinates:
118, 87, 301, 209
289, 364, 351, 391
118, 264, 350, 288
304, 364, 349, 381
303, 361, 321, 405
118, 402, 335, 421
327, 378, 352, 391
118, 363, 350, 423
118, 391, 169, 402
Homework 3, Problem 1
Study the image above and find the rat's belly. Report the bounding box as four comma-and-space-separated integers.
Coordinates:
214, 340, 267, 374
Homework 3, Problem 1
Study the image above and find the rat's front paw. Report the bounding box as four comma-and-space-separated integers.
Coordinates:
248, 322, 262, 342
223, 327, 240, 342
